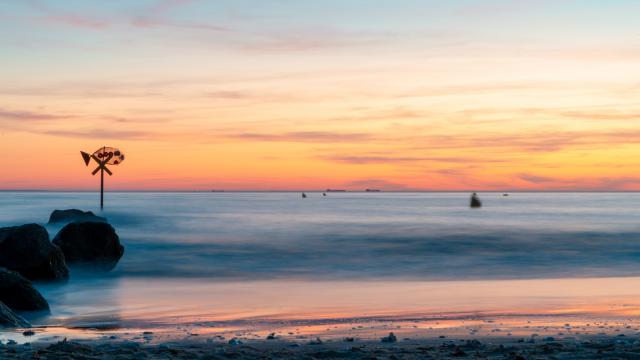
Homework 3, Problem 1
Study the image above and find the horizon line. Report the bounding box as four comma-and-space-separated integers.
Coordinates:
1, 189, 640, 193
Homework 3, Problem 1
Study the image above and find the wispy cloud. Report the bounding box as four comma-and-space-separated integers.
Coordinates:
28, 0, 228, 32
323, 155, 465, 165
346, 178, 412, 190
43, 128, 155, 140
0, 107, 69, 121
226, 131, 373, 143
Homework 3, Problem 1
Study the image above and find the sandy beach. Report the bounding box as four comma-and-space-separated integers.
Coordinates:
4, 315, 640, 359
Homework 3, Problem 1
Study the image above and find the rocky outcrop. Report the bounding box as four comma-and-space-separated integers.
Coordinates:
48, 209, 106, 224
53, 222, 124, 271
0, 224, 69, 281
470, 193, 482, 208
0, 301, 30, 328
0, 268, 49, 312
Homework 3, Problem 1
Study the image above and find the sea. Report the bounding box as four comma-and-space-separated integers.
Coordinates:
2, 191, 640, 338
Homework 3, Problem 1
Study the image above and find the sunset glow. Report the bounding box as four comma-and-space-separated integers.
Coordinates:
2, 0, 639, 190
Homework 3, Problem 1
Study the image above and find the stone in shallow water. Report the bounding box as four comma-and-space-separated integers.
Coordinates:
0, 224, 69, 281
0, 268, 49, 312
48, 209, 107, 224
381, 332, 398, 343
53, 222, 124, 272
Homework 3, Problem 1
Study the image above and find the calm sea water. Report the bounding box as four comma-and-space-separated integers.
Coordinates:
2, 191, 640, 329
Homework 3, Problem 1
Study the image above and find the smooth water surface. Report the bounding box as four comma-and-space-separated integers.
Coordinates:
1, 191, 640, 328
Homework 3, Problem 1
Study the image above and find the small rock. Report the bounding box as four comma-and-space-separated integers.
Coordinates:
381, 332, 397, 343
22, 330, 35, 336
228, 338, 243, 345
266, 333, 277, 340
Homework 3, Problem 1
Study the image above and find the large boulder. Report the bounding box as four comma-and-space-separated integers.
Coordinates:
53, 222, 124, 271
0, 224, 69, 281
0, 301, 30, 328
48, 209, 106, 224
0, 268, 49, 312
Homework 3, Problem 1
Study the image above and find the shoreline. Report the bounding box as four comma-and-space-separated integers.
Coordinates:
3, 330, 640, 359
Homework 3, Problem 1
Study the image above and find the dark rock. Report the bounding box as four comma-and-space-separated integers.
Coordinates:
381, 332, 397, 343
470, 193, 482, 208
48, 209, 106, 224
0, 224, 69, 281
46, 338, 93, 354
0, 302, 30, 328
22, 330, 35, 336
53, 222, 124, 271
452, 346, 467, 356
0, 268, 49, 311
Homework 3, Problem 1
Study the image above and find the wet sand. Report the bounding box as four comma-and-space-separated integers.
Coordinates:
4, 312, 640, 359
3, 331, 640, 359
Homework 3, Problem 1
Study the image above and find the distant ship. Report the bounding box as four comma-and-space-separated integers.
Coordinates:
210, 190, 225, 192
326, 189, 346, 192
365, 189, 381, 192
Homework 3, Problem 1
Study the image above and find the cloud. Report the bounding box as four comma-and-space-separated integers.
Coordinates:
28, 0, 228, 32
518, 174, 556, 184
0, 107, 69, 121
346, 179, 411, 190
226, 131, 373, 143
43, 128, 154, 140
323, 155, 464, 165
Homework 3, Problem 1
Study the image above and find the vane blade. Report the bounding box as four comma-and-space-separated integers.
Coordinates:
104, 166, 113, 176
91, 166, 101, 175
80, 151, 91, 166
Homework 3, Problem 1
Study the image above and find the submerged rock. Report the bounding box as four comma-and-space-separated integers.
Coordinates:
0, 224, 69, 281
470, 192, 482, 208
48, 209, 106, 224
53, 222, 124, 271
0, 268, 49, 311
0, 302, 30, 328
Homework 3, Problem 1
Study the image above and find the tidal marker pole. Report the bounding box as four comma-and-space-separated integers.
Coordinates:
81, 146, 125, 210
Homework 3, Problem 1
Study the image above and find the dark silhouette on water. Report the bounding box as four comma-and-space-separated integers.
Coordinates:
80, 147, 125, 209
470, 192, 482, 208
301, 192, 307, 198
322, 192, 327, 196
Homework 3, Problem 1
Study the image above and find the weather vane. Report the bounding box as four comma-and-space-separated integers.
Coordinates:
80, 147, 125, 209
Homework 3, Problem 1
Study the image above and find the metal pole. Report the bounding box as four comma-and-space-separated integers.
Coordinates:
100, 146, 105, 210
100, 166, 104, 209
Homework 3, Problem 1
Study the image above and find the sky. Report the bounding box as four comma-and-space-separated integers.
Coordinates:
1, 0, 639, 191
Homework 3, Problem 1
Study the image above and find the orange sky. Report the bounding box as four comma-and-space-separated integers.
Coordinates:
1, 1, 640, 191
